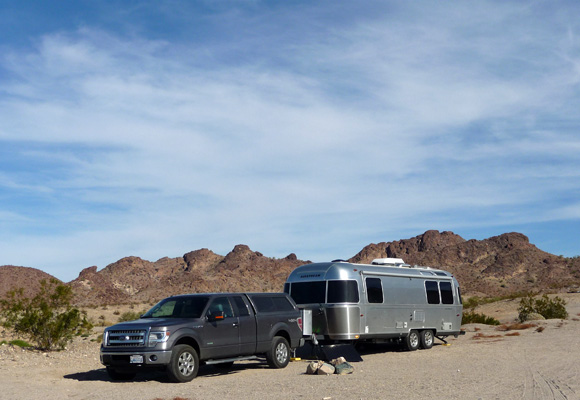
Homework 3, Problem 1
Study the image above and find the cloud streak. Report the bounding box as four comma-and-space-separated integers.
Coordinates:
0, 1, 579, 280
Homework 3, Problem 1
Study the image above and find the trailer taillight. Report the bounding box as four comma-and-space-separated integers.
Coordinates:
297, 317, 303, 331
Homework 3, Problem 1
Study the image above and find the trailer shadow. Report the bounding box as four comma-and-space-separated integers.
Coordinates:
295, 341, 449, 363
355, 341, 447, 356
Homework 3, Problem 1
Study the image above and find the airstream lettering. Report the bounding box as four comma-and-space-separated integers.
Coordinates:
284, 258, 463, 350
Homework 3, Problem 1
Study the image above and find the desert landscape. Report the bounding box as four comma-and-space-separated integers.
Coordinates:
1, 231, 579, 399
1, 294, 579, 400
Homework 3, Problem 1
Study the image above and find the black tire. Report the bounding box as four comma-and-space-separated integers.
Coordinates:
420, 330, 434, 349
265, 336, 290, 368
167, 344, 199, 383
405, 330, 420, 351
106, 367, 137, 381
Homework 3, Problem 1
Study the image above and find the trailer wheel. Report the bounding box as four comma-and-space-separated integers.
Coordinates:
405, 330, 420, 351
266, 336, 290, 368
167, 344, 199, 383
420, 330, 434, 349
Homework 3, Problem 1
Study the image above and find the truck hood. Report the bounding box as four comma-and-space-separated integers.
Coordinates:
107, 317, 203, 330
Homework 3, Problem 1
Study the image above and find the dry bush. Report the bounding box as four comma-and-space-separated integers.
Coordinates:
153, 398, 191, 400
496, 323, 537, 331
472, 333, 502, 340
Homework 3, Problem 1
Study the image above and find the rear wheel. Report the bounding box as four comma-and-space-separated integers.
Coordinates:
167, 344, 199, 383
420, 330, 434, 349
266, 336, 290, 368
405, 330, 420, 351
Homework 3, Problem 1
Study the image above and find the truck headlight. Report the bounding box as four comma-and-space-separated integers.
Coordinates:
148, 330, 170, 347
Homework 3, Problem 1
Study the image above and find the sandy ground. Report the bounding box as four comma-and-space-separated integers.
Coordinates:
1, 294, 579, 400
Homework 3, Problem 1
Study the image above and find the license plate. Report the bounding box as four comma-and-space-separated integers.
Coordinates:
130, 355, 144, 364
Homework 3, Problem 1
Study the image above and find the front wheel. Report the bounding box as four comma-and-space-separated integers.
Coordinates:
405, 330, 420, 351
420, 330, 434, 349
167, 344, 199, 383
266, 336, 290, 368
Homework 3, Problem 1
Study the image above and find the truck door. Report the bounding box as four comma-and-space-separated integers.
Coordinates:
232, 295, 257, 355
202, 297, 239, 359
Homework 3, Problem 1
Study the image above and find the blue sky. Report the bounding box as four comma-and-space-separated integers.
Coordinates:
1, 1, 579, 282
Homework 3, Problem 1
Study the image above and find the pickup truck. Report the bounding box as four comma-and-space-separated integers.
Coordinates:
100, 292, 304, 382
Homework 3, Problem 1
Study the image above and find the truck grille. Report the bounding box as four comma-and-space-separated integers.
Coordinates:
106, 329, 146, 347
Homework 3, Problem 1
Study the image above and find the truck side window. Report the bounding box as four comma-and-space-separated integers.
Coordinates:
366, 277, 383, 303
207, 297, 234, 319
233, 296, 250, 316
440, 281, 454, 304
425, 281, 440, 304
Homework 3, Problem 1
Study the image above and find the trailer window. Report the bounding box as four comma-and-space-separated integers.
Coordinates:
425, 281, 440, 304
289, 281, 326, 304
366, 277, 383, 303
457, 286, 463, 304
440, 281, 454, 304
327, 280, 359, 303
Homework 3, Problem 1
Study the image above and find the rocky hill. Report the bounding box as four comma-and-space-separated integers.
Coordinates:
1, 231, 579, 306
0, 265, 60, 299
349, 230, 580, 296
68, 245, 307, 306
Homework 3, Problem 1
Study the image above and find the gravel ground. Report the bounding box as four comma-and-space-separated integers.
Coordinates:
1, 294, 579, 400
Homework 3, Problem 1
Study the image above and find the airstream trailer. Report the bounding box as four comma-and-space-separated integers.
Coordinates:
284, 258, 463, 350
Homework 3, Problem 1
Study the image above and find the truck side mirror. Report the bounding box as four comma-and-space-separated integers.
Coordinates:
208, 311, 225, 322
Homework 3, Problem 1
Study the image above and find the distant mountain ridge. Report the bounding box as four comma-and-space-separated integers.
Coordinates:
1, 231, 578, 306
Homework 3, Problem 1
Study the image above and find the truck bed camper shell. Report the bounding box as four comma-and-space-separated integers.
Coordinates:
284, 258, 463, 349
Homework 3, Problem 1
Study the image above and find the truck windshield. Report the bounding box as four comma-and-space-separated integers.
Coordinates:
142, 296, 210, 318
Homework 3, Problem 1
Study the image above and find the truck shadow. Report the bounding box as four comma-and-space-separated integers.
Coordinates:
63, 361, 272, 383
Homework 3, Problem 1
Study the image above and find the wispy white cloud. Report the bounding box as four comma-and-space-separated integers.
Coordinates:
0, 1, 579, 280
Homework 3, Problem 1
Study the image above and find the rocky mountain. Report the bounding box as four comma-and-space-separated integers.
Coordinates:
68, 245, 307, 306
349, 230, 580, 296
1, 231, 579, 306
0, 265, 61, 299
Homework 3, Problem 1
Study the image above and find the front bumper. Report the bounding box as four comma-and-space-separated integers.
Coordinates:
100, 349, 172, 368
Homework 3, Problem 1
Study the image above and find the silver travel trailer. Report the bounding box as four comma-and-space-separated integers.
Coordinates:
284, 258, 463, 350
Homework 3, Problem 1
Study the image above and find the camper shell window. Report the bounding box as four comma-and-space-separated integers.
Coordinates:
425, 281, 440, 304
366, 277, 383, 303
327, 280, 359, 303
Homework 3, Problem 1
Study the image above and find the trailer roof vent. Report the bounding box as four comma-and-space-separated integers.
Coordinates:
371, 258, 406, 267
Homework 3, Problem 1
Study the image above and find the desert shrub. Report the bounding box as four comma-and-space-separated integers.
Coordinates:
462, 310, 500, 325
9, 339, 33, 348
463, 291, 536, 310
118, 311, 142, 322
0, 279, 93, 351
517, 294, 568, 322
496, 323, 537, 331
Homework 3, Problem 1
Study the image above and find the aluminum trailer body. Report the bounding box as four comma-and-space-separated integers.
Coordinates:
284, 259, 463, 346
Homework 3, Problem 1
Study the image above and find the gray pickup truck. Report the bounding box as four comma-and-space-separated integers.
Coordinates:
100, 292, 304, 382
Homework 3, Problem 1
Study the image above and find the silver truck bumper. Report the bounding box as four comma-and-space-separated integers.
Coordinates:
100, 349, 172, 367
